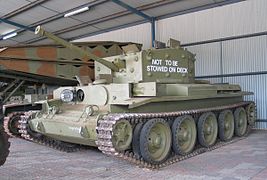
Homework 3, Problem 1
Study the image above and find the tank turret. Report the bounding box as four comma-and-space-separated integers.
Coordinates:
9, 26, 256, 168
35, 26, 195, 84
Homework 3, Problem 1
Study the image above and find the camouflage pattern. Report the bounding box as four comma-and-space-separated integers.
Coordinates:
0, 41, 142, 80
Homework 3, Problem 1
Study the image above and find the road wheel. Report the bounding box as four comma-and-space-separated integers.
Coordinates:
172, 115, 196, 155
132, 122, 143, 158
140, 118, 171, 164
198, 112, 218, 147
234, 107, 247, 136
218, 110, 234, 141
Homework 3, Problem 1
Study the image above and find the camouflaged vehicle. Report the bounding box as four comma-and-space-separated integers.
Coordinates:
0, 128, 10, 166
0, 38, 141, 81
9, 26, 257, 168
0, 98, 10, 166
0, 128, 9, 166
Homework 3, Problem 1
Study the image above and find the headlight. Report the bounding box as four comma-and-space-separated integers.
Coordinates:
77, 89, 85, 102
60, 89, 74, 102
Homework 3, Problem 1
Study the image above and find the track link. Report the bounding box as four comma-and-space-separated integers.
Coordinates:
18, 111, 80, 153
96, 101, 254, 169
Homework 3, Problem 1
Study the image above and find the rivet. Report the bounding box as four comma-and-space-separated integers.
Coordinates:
134, 56, 138, 61
146, 56, 152, 61
130, 68, 134, 73
165, 73, 170, 77
97, 67, 101, 71
147, 72, 152, 77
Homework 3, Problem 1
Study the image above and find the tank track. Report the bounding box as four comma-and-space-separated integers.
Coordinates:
3, 112, 25, 137
0, 126, 10, 166
96, 101, 254, 169
18, 111, 80, 153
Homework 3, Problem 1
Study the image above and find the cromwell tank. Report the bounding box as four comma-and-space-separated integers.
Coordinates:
18, 26, 256, 168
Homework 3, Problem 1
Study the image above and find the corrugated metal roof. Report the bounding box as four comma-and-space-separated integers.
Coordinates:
0, 23, 18, 35
0, 0, 244, 47
10, 31, 36, 42
144, 0, 218, 17
0, 0, 29, 17
42, 0, 94, 13
42, 18, 82, 32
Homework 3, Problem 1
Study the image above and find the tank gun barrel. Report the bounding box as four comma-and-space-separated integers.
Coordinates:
34, 26, 119, 72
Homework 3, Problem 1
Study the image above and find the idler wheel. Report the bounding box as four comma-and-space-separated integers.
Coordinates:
112, 119, 133, 151
140, 118, 172, 165
0, 127, 10, 166
198, 112, 218, 147
172, 115, 196, 155
246, 103, 256, 125
218, 110, 234, 141
234, 107, 247, 136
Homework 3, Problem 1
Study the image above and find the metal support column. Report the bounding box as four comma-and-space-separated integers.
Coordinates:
220, 41, 223, 83
151, 18, 156, 47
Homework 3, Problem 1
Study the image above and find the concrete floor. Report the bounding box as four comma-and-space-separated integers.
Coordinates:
1, 130, 267, 180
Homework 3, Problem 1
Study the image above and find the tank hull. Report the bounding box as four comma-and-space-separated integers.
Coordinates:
28, 94, 244, 146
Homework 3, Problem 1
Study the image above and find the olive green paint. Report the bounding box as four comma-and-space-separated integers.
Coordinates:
26, 26, 254, 151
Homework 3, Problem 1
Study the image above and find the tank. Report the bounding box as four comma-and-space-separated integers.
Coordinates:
0, 128, 9, 166
0, 98, 10, 166
15, 26, 256, 168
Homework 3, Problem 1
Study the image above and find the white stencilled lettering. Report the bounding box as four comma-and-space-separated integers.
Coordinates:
152, 59, 162, 65
147, 59, 188, 74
